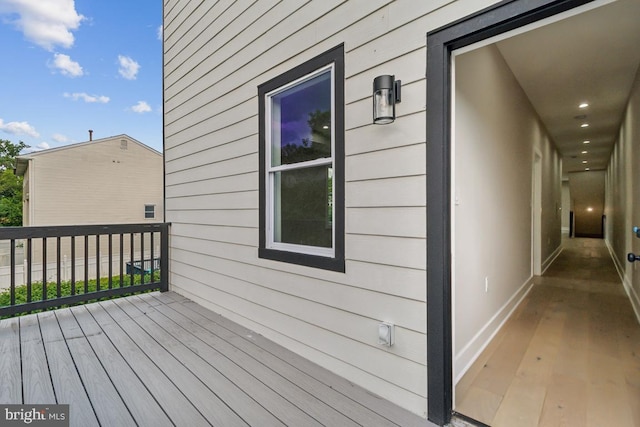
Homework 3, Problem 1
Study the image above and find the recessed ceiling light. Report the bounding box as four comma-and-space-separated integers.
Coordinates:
579, 102, 589, 109
581, 123, 589, 128
587, 207, 593, 212
583, 140, 590, 144
581, 150, 588, 154
585, 168, 590, 171
582, 160, 588, 164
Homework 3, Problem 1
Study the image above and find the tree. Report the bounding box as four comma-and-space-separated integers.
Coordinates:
0, 139, 28, 226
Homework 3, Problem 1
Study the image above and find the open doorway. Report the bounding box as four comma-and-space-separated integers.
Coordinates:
426, 0, 640, 424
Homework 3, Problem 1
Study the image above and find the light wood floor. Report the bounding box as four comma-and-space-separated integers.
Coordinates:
455, 237, 640, 426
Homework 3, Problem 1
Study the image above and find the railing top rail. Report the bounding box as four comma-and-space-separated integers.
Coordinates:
0, 222, 170, 240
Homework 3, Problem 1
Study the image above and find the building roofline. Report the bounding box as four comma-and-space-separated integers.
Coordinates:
14, 134, 162, 177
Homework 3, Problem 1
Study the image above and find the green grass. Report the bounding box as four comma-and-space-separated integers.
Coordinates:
0, 271, 161, 318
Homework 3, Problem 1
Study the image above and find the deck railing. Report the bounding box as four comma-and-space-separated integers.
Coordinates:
0, 223, 169, 317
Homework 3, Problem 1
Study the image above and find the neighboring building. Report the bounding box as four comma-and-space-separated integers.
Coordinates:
8, 135, 163, 287
163, 1, 640, 424
16, 134, 163, 226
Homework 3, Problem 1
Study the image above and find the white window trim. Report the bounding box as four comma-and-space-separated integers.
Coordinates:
264, 64, 336, 258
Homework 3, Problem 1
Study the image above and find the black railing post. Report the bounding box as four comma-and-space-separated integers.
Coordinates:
160, 223, 169, 292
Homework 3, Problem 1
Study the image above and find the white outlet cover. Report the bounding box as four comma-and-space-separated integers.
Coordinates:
378, 322, 394, 346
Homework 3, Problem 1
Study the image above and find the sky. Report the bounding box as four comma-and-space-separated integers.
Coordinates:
0, 0, 163, 153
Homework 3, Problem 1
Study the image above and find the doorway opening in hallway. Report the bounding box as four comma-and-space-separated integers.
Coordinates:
448, 0, 640, 425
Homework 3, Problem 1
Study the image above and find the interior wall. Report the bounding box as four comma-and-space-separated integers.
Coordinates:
605, 65, 640, 321
569, 171, 605, 237
561, 180, 571, 234
454, 44, 562, 380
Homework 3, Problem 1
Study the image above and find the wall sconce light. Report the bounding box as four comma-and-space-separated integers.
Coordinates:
373, 75, 401, 124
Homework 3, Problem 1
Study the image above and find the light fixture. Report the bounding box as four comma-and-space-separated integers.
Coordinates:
579, 102, 589, 109
587, 207, 594, 212
582, 160, 588, 164
581, 150, 588, 154
585, 168, 590, 171
373, 75, 401, 124
581, 123, 589, 128
583, 140, 590, 144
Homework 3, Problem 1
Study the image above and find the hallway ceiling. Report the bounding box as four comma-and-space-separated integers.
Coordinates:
495, 0, 640, 175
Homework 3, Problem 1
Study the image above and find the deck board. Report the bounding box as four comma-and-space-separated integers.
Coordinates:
0, 317, 21, 403
0, 291, 430, 427
38, 311, 99, 427
20, 314, 56, 404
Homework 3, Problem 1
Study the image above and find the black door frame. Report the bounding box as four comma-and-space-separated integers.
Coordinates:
425, 0, 593, 424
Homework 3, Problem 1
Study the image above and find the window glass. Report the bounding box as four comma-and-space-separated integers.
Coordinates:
273, 166, 333, 248
270, 71, 331, 167
144, 204, 155, 219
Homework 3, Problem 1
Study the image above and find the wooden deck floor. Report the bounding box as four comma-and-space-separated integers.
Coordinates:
0, 291, 430, 427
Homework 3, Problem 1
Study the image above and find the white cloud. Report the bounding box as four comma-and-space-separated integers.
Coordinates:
118, 55, 140, 80
157, 25, 163, 41
0, 0, 84, 51
131, 101, 151, 113
51, 133, 69, 143
64, 92, 109, 103
51, 53, 83, 77
36, 142, 50, 150
0, 118, 40, 137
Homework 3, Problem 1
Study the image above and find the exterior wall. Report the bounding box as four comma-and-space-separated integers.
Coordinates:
605, 65, 640, 321
453, 44, 562, 380
21, 135, 163, 226
164, 0, 500, 416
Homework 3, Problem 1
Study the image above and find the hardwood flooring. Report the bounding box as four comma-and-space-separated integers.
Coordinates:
455, 237, 640, 426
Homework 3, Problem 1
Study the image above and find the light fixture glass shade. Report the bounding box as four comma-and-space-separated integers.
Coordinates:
373, 75, 397, 124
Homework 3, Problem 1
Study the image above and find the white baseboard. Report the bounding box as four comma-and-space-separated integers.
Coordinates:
561, 227, 570, 234
541, 244, 563, 275
454, 276, 535, 384
605, 239, 640, 324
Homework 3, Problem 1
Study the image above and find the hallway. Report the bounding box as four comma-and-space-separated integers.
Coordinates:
455, 238, 640, 426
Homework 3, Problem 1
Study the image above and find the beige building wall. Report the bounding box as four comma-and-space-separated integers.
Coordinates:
453, 44, 562, 381
19, 134, 163, 226
605, 65, 640, 321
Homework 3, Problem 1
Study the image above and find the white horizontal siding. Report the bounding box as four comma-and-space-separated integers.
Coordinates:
164, 0, 502, 416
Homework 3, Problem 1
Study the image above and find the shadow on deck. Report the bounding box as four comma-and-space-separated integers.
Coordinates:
0, 291, 431, 427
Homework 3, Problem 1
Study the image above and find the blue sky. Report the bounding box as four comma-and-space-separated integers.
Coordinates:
0, 0, 163, 153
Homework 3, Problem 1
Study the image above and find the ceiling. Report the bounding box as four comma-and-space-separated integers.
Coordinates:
494, 0, 640, 175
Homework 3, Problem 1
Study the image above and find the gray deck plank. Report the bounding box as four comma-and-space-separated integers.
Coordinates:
37, 311, 99, 427
0, 317, 22, 403
137, 293, 360, 427
150, 293, 400, 427
84, 301, 211, 427
68, 305, 174, 427
9, 292, 431, 427
20, 313, 56, 404
55, 308, 137, 427
127, 294, 324, 427
112, 296, 285, 427
97, 299, 249, 427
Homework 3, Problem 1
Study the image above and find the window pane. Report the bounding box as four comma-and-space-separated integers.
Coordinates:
271, 71, 332, 166
273, 166, 332, 248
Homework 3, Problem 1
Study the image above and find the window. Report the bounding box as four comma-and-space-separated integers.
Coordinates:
258, 45, 344, 271
144, 204, 155, 219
